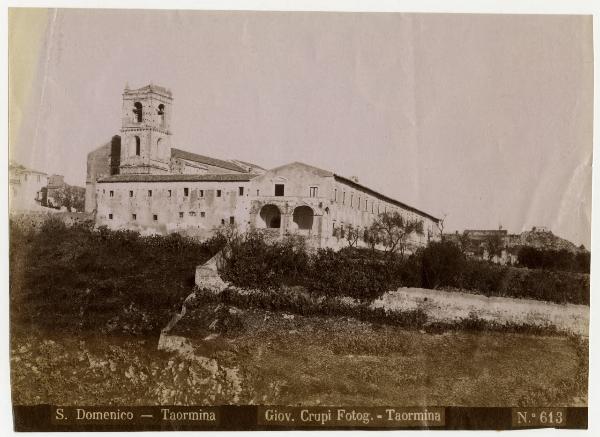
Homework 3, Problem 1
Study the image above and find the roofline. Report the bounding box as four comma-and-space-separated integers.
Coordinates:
333, 174, 440, 223
97, 174, 255, 183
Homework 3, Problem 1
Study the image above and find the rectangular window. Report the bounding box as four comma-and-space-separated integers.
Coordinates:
217, 189, 222, 197
153, 214, 158, 221
132, 214, 136, 220
189, 211, 196, 217
200, 211, 205, 218
184, 188, 189, 197
108, 213, 113, 220
350, 194, 353, 207
309, 187, 318, 197
148, 190, 152, 197
221, 219, 226, 225
129, 190, 133, 197
342, 191, 346, 205
275, 184, 285, 196
230, 216, 235, 225
334, 188, 337, 202
168, 190, 172, 197
256, 189, 260, 196
179, 212, 184, 218
199, 190, 204, 197
109, 190, 114, 197
358, 196, 361, 209
239, 186, 244, 196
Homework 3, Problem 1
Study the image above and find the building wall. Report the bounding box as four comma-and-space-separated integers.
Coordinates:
246, 163, 439, 250
96, 180, 252, 238
85, 142, 113, 213
9, 169, 48, 211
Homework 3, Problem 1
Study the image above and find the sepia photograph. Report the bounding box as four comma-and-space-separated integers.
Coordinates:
6, 4, 593, 431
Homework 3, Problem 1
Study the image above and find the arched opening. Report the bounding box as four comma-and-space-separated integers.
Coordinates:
293, 205, 314, 231
259, 204, 281, 229
156, 138, 162, 158
157, 104, 165, 125
133, 102, 143, 122
134, 136, 141, 156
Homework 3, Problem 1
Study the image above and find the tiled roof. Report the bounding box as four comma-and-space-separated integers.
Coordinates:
98, 173, 255, 183
9, 162, 47, 175
171, 148, 249, 173
333, 174, 439, 222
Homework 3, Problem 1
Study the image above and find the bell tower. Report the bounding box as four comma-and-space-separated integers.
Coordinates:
119, 83, 173, 174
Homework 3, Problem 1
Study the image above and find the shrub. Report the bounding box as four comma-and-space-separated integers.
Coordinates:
420, 241, 465, 289
220, 231, 310, 289
10, 216, 218, 335
518, 246, 590, 273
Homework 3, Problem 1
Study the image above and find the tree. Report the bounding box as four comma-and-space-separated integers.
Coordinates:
344, 225, 361, 248
436, 213, 447, 242
368, 211, 424, 257
484, 233, 504, 262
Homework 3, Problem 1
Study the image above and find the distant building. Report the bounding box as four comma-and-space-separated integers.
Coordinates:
86, 84, 440, 249
44, 174, 86, 212
9, 162, 48, 211
445, 226, 585, 265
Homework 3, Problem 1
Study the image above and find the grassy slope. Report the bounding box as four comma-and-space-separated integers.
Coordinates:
9, 220, 588, 406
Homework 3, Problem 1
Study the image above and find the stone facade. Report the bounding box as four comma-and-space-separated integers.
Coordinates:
88, 84, 440, 249
9, 162, 48, 211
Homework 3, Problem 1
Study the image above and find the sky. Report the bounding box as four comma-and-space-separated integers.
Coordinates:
9, 9, 593, 247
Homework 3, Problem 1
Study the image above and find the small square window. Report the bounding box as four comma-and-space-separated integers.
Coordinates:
132, 214, 136, 220
216, 190, 222, 197
148, 190, 152, 197
199, 190, 204, 197
179, 212, 184, 218
184, 188, 189, 197
109, 190, 114, 197
189, 211, 196, 217
108, 214, 113, 220
200, 211, 205, 218
129, 190, 133, 197
239, 186, 244, 196
153, 214, 158, 221
275, 184, 285, 196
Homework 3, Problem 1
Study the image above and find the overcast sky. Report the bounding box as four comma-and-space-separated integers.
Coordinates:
9, 9, 593, 246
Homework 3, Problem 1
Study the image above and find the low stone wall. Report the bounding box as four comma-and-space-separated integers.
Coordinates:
9, 211, 94, 231
194, 251, 229, 292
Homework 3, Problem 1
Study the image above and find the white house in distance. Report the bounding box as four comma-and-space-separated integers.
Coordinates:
86, 84, 440, 249
9, 162, 48, 211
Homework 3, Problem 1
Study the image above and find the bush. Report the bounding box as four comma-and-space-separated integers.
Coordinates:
518, 246, 590, 273
10, 217, 220, 336
420, 241, 465, 289
220, 231, 310, 289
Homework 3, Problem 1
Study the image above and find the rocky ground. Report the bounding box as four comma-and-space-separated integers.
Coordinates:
12, 293, 588, 407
